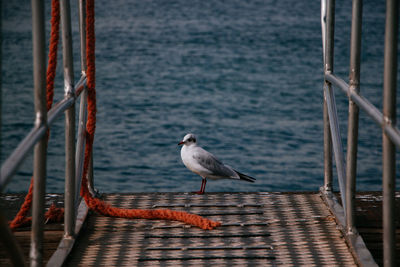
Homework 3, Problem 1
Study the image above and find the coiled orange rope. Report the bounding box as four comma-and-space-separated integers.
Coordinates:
10, 0, 220, 231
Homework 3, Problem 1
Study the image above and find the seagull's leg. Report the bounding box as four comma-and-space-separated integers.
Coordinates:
200, 178, 207, 194
193, 178, 207, 194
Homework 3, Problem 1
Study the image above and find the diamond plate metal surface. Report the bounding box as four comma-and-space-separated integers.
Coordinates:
65, 193, 357, 266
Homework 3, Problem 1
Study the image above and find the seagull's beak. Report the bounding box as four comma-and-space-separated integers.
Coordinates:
178, 141, 185, 146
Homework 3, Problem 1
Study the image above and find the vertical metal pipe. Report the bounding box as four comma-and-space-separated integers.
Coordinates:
79, 0, 87, 73
346, 0, 362, 235
323, 0, 334, 193
88, 152, 96, 196
324, 0, 347, 215
324, 0, 335, 74
324, 0, 347, 207
60, 0, 76, 238
323, 99, 333, 192
30, 0, 47, 266
382, 0, 398, 266
322, 0, 332, 192
76, 0, 88, 205
321, 0, 326, 63
75, 90, 87, 206
324, 84, 347, 213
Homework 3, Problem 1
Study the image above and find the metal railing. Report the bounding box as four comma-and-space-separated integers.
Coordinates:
0, 0, 92, 266
321, 0, 398, 266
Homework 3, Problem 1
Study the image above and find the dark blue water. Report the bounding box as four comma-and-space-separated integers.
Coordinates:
1, 0, 398, 193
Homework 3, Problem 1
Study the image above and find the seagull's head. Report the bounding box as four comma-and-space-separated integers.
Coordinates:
178, 133, 197, 146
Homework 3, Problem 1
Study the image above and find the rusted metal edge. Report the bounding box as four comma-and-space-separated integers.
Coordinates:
319, 188, 378, 267
46, 198, 89, 267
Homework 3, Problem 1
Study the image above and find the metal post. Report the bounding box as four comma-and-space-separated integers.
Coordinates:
79, 0, 87, 72
322, 0, 332, 192
88, 153, 96, 196
346, 0, 362, 235
324, 0, 347, 215
323, 99, 333, 191
323, 0, 335, 193
76, 0, 88, 205
75, 89, 87, 205
382, 0, 398, 266
78, 0, 95, 198
324, 0, 335, 75
30, 0, 47, 266
324, 85, 347, 208
324, 0, 348, 208
60, 0, 76, 238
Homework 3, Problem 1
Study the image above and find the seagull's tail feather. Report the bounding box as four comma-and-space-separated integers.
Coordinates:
235, 170, 256, 183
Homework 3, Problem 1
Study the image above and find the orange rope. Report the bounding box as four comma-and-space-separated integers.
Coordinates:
46, 0, 60, 112
10, 0, 221, 231
8, 178, 34, 229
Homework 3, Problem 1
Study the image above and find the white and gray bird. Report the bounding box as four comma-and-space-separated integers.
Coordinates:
178, 133, 255, 194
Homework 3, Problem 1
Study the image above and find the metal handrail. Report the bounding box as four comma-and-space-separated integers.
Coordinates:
0, 0, 91, 266
326, 73, 400, 147
321, 0, 398, 266
0, 75, 86, 192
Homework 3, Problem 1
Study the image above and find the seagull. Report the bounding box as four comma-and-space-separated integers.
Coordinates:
178, 133, 255, 194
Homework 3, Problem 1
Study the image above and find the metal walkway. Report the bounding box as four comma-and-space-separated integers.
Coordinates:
1, 0, 399, 266
64, 193, 357, 266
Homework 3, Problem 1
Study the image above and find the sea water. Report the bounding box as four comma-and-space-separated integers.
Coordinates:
1, 0, 398, 193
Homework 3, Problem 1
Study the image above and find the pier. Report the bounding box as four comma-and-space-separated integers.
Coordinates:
1, 0, 399, 266
1, 192, 399, 266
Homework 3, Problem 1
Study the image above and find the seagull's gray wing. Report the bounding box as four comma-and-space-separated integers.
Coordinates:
192, 147, 238, 179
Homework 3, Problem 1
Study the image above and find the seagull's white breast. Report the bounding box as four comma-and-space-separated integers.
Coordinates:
181, 145, 213, 177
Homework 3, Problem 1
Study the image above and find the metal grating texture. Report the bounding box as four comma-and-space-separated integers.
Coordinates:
65, 193, 357, 266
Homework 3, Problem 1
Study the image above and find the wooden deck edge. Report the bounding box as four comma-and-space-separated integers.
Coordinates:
319, 188, 378, 267
46, 198, 89, 267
